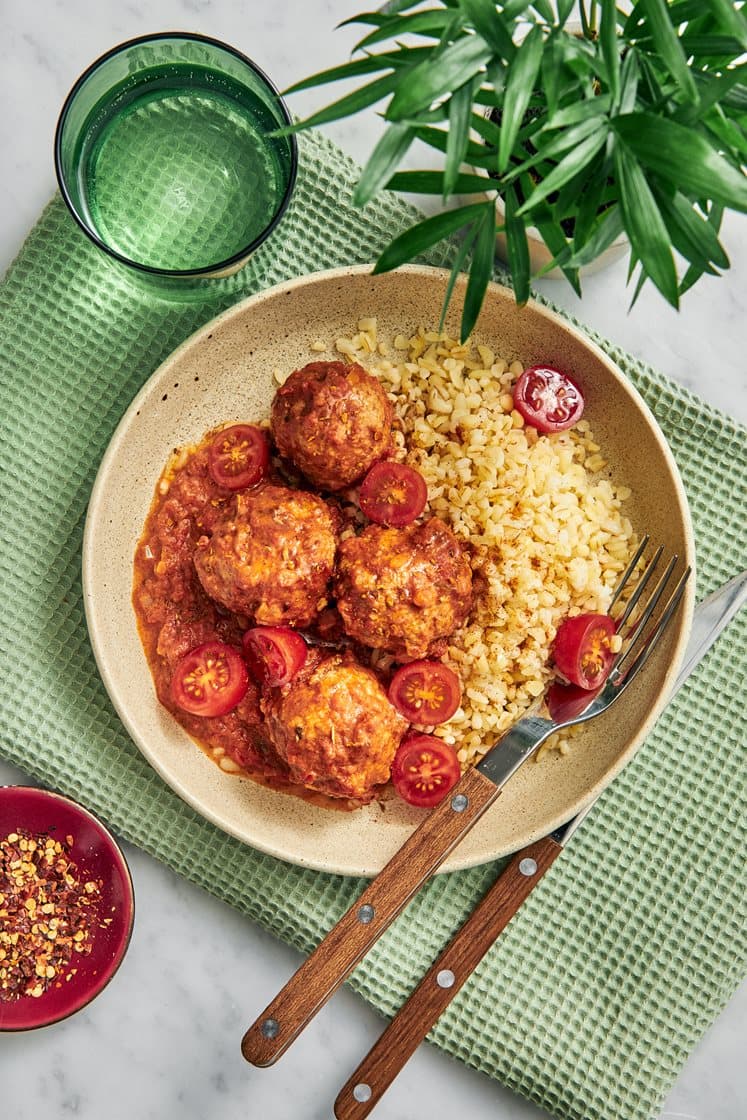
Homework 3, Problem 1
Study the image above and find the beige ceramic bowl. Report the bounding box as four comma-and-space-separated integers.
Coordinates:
83, 264, 695, 876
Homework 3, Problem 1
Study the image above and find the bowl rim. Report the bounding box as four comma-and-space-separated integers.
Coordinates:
0, 785, 135, 1031
81, 263, 696, 875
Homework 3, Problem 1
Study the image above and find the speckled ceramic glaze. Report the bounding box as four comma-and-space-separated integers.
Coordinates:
82, 265, 695, 876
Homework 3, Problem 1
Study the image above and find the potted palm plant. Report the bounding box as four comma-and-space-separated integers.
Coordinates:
281, 0, 747, 338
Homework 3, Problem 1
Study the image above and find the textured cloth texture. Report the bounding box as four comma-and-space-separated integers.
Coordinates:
1, 128, 745, 1120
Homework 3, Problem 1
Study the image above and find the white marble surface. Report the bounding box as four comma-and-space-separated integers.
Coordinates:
1, 3, 745, 1119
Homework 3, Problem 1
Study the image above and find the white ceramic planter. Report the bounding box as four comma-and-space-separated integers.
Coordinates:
493, 192, 629, 280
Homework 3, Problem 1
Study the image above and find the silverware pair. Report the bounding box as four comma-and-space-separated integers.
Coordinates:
241, 550, 746, 1118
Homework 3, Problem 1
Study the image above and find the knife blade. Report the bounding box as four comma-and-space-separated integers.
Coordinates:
333, 571, 747, 1120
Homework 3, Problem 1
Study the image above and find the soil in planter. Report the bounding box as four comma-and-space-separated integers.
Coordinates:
487, 106, 612, 240
487, 106, 577, 238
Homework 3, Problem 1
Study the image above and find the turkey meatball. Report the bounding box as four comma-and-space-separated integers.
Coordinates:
270, 360, 393, 491
193, 484, 337, 627
335, 518, 473, 660
262, 651, 407, 801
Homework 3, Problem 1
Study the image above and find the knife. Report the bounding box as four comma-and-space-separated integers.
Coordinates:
333, 570, 747, 1119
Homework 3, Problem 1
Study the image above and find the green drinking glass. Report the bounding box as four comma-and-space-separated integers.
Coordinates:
55, 32, 298, 279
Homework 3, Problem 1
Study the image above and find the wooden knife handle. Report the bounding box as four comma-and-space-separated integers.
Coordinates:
334, 835, 563, 1120
241, 766, 500, 1067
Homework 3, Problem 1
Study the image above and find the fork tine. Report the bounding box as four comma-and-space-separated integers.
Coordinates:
613, 544, 664, 632
612, 562, 691, 684
617, 554, 678, 659
608, 534, 650, 612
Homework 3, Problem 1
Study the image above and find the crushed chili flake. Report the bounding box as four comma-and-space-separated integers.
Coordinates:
0, 829, 102, 1002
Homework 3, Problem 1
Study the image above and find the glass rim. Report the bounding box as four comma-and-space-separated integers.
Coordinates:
53, 31, 299, 278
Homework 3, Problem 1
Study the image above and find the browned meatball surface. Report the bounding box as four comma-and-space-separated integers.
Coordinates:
262, 652, 407, 801
335, 518, 473, 660
270, 361, 393, 491
193, 484, 337, 627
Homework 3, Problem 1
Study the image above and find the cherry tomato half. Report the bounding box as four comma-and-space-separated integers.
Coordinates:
359, 461, 427, 528
208, 424, 270, 490
242, 626, 308, 688
390, 734, 461, 808
388, 660, 462, 726
553, 613, 616, 690
171, 641, 249, 717
513, 366, 584, 433
546, 680, 603, 723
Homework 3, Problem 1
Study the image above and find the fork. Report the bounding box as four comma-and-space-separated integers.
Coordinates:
242, 538, 690, 1067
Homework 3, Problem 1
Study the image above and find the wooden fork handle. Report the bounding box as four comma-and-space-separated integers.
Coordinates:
241, 766, 500, 1067
334, 835, 563, 1120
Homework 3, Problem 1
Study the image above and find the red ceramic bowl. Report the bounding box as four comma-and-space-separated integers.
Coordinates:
0, 786, 135, 1031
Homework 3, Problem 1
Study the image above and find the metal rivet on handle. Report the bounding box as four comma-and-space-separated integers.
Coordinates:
451, 793, 469, 812
260, 1018, 279, 1039
436, 969, 455, 989
519, 857, 538, 877
357, 904, 375, 924
353, 1083, 372, 1103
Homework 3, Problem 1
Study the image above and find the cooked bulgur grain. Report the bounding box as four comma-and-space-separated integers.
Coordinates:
330, 320, 637, 766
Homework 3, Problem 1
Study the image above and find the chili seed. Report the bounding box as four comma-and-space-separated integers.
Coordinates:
0, 828, 103, 1002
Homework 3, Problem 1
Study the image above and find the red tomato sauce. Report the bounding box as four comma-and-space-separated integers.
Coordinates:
132, 432, 355, 811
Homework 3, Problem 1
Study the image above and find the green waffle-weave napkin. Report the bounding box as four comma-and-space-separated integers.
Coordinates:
1, 129, 745, 1120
